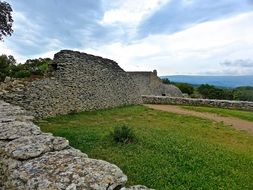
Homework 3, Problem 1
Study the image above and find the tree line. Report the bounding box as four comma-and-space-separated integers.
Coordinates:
162, 78, 253, 102
0, 54, 52, 82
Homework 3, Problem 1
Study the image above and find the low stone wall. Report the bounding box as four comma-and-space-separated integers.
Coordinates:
0, 100, 153, 190
142, 96, 253, 111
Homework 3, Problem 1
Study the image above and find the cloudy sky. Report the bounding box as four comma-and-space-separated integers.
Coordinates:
1, 0, 253, 75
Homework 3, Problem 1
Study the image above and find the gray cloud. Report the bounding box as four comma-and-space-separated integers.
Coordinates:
7, 0, 117, 56
220, 59, 253, 67
137, 0, 253, 38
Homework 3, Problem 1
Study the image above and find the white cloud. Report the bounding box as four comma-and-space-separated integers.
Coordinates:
0, 11, 64, 63
0, 43, 13, 56
85, 12, 253, 75
101, 0, 169, 25
1, 7, 253, 76
11, 11, 42, 46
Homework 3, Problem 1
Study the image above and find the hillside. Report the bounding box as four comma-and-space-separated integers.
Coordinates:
161, 75, 253, 88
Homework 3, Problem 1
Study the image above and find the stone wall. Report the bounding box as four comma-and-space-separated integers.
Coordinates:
127, 71, 182, 97
0, 100, 153, 190
142, 95, 253, 111
0, 50, 142, 118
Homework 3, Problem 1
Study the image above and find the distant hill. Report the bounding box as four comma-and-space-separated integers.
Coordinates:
161, 75, 253, 88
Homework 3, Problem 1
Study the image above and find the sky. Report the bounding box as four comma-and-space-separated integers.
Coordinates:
1, 0, 253, 76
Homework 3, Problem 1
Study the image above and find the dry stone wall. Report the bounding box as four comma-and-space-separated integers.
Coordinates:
127, 71, 182, 97
0, 50, 155, 189
142, 95, 253, 111
1, 50, 142, 118
0, 100, 153, 190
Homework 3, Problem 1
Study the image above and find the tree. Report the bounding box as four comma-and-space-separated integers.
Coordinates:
175, 83, 194, 95
233, 86, 253, 102
161, 78, 171, 84
197, 84, 234, 100
0, 54, 12, 81
0, 1, 13, 41
197, 84, 224, 99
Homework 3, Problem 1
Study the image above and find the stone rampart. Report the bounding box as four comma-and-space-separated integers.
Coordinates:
0, 50, 142, 118
0, 100, 153, 190
127, 71, 182, 97
142, 95, 253, 111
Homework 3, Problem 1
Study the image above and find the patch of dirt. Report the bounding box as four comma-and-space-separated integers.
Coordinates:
144, 104, 253, 134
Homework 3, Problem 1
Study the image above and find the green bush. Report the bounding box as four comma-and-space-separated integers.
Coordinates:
111, 125, 136, 144
0, 72, 6, 82
13, 70, 31, 78
161, 78, 171, 84
0, 54, 14, 78
233, 86, 253, 101
175, 83, 194, 95
197, 84, 233, 100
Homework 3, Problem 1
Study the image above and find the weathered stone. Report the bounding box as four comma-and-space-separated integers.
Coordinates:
8, 150, 126, 190
5, 134, 69, 160
0, 101, 136, 190
128, 71, 182, 97
4, 76, 11, 83
0, 51, 156, 189
142, 96, 253, 111
121, 185, 155, 190
0, 121, 41, 140
1, 50, 142, 118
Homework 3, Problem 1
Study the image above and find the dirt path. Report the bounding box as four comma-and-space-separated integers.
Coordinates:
144, 104, 253, 134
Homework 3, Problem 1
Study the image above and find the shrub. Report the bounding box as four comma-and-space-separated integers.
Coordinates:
13, 70, 31, 78
175, 83, 194, 95
161, 78, 171, 84
233, 86, 253, 101
111, 125, 136, 144
197, 84, 231, 100
0, 72, 6, 82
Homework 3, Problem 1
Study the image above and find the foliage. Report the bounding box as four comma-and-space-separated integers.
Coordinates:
39, 105, 253, 190
197, 84, 233, 100
0, 1, 13, 40
0, 54, 51, 81
10, 58, 51, 78
233, 86, 253, 102
222, 88, 234, 100
110, 125, 136, 144
12, 70, 31, 78
161, 78, 171, 84
22, 58, 51, 76
161, 78, 194, 95
0, 54, 15, 81
175, 83, 194, 95
0, 71, 5, 81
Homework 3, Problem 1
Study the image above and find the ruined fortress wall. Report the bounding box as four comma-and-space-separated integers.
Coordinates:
127, 71, 183, 97
1, 50, 142, 118
142, 95, 253, 111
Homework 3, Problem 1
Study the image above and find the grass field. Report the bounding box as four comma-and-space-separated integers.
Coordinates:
181, 106, 253, 122
38, 105, 253, 190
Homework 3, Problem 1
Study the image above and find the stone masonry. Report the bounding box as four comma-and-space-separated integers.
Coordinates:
142, 95, 253, 111
127, 71, 182, 97
0, 50, 155, 189
0, 50, 142, 118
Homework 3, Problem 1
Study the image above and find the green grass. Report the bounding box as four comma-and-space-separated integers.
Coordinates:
181, 106, 253, 122
38, 105, 253, 190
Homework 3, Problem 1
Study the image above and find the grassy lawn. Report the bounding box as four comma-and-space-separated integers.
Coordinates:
38, 105, 253, 190
181, 106, 253, 122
